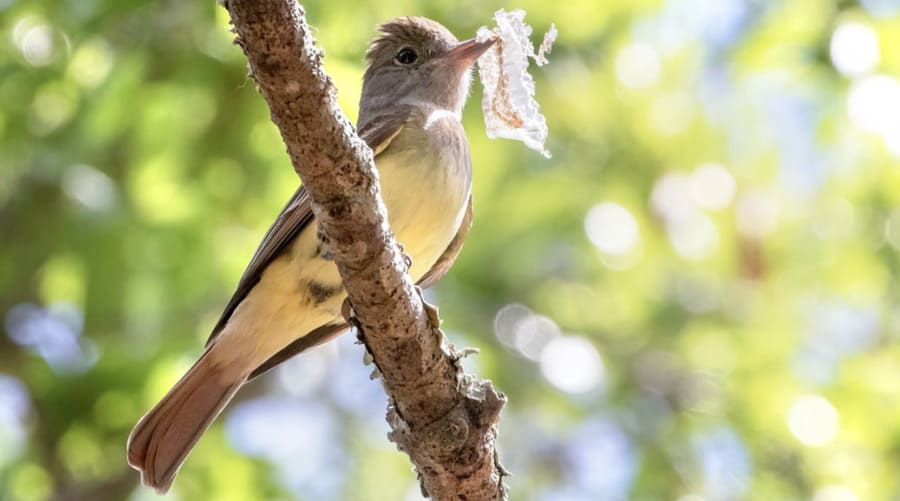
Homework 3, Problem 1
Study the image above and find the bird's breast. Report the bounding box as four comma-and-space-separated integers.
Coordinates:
377, 114, 471, 282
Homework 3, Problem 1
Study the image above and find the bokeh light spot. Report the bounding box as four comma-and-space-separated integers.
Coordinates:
615, 43, 660, 89
830, 22, 879, 77
29, 83, 79, 135
788, 395, 839, 446
540, 336, 604, 394
494, 303, 533, 348
651, 172, 693, 221
0, 375, 30, 468
690, 163, 735, 211
736, 190, 779, 238
67, 37, 114, 89
847, 75, 900, 145
584, 202, 640, 256
512, 314, 561, 360
13, 17, 58, 67
493, 304, 562, 360
62, 164, 117, 211
564, 419, 636, 497
692, 426, 751, 499
5, 302, 97, 374
667, 210, 719, 260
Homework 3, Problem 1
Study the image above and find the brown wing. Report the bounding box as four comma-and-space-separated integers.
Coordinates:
206, 187, 314, 345
357, 107, 412, 155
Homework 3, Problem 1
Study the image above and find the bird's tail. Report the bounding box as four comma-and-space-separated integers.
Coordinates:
127, 348, 245, 494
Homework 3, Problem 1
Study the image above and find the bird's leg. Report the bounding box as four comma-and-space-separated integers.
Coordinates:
342, 297, 361, 338
343, 297, 381, 377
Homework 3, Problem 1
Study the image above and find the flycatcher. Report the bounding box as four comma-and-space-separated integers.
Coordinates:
127, 17, 494, 493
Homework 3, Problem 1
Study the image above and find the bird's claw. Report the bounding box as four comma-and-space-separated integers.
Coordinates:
396, 242, 413, 271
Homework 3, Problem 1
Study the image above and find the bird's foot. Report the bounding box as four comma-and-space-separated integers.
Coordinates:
397, 242, 413, 271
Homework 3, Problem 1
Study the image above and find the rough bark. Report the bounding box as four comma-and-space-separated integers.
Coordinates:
221, 1, 507, 499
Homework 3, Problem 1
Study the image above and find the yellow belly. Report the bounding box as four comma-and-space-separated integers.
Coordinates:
378, 148, 469, 281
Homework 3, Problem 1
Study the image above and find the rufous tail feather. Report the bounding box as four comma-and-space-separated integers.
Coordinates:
127, 349, 245, 494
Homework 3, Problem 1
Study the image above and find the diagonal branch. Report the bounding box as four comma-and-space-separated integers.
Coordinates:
221, 1, 507, 499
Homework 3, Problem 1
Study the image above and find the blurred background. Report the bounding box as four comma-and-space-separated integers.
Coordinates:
3, 0, 900, 499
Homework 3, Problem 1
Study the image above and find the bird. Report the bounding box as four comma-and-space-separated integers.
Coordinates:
126, 16, 494, 493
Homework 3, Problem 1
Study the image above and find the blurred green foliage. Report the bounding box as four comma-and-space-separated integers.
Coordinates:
3, 0, 900, 500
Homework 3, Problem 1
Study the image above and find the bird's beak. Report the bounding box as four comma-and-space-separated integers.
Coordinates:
444, 37, 496, 69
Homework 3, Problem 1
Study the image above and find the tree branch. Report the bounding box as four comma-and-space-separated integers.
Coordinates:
221, 1, 507, 499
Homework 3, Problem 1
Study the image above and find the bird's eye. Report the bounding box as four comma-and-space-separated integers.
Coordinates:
395, 48, 418, 65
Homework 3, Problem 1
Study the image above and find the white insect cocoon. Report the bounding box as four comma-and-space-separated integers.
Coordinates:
476, 9, 556, 158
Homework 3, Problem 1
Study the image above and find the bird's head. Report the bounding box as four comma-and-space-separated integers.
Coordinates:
360, 17, 494, 120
